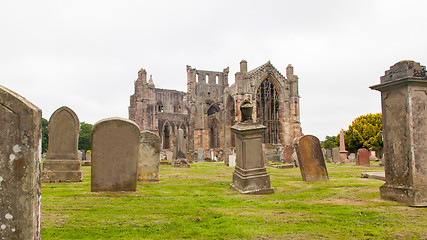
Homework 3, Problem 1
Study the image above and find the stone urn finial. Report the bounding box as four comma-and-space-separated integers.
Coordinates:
240, 98, 253, 123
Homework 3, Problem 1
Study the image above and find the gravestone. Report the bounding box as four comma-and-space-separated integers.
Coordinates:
41, 106, 83, 182
174, 129, 186, 159
357, 148, 370, 167
229, 153, 236, 167
370, 60, 427, 206
197, 148, 204, 162
331, 148, 341, 163
165, 150, 173, 161
91, 118, 140, 192
0, 85, 42, 240
293, 135, 329, 182
138, 131, 161, 182
339, 129, 348, 163
86, 151, 91, 161
230, 98, 273, 194
326, 149, 332, 159
348, 153, 356, 162
283, 145, 294, 164
292, 151, 299, 167
369, 150, 378, 161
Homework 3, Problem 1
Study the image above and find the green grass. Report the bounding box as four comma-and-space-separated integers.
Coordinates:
41, 162, 427, 239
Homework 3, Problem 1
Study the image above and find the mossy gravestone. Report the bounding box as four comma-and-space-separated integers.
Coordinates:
294, 135, 329, 182
0, 85, 42, 239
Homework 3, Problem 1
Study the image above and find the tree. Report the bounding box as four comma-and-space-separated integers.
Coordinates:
78, 122, 93, 152
41, 118, 49, 153
321, 135, 338, 149
343, 113, 383, 152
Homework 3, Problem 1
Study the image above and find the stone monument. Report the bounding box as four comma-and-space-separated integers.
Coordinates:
0, 85, 42, 240
370, 60, 427, 207
230, 98, 274, 194
42, 106, 83, 182
293, 135, 329, 182
283, 145, 294, 164
138, 131, 161, 182
331, 148, 340, 163
356, 148, 370, 167
91, 118, 140, 192
339, 129, 348, 163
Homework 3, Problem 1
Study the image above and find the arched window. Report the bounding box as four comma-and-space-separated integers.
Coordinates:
256, 77, 280, 144
156, 102, 164, 112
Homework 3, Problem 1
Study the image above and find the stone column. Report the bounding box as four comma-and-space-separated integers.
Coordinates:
339, 129, 348, 163
230, 98, 274, 194
370, 60, 427, 207
0, 85, 42, 240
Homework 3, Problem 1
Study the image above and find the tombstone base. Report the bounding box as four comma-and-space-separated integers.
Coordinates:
171, 158, 191, 168
42, 160, 83, 182
380, 183, 427, 207
230, 166, 274, 194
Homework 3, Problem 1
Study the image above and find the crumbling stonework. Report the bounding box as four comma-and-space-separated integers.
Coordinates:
0, 85, 42, 240
370, 60, 427, 207
129, 60, 302, 155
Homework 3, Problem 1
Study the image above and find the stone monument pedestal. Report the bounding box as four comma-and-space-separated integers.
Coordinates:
42, 159, 83, 182
230, 99, 273, 194
370, 60, 427, 207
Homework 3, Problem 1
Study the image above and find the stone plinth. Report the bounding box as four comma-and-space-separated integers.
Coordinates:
230, 122, 274, 194
293, 135, 329, 182
370, 60, 427, 207
357, 148, 370, 167
42, 106, 83, 182
91, 118, 140, 192
138, 131, 161, 182
0, 85, 42, 240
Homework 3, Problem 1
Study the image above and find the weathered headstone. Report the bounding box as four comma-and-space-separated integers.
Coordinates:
138, 131, 161, 182
283, 145, 294, 164
165, 150, 173, 161
197, 148, 204, 162
91, 118, 140, 192
339, 129, 348, 163
326, 149, 332, 159
41, 106, 83, 182
174, 129, 186, 159
331, 148, 340, 163
370, 60, 427, 206
292, 151, 299, 167
369, 150, 378, 161
356, 148, 370, 167
348, 153, 356, 163
230, 99, 273, 194
229, 153, 236, 167
0, 85, 42, 240
293, 135, 329, 182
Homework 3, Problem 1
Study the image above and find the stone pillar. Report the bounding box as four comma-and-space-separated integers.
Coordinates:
293, 135, 329, 182
230, 98, 274, 194
370, 60, 427, 207
138, 131, 161, 182
91, 118, 140, 192
42, 106, 83, 182
339, 129, 348, 163
0, 85, 42, 240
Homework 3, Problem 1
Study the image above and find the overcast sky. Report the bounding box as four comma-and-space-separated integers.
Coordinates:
1, 0, 426, 140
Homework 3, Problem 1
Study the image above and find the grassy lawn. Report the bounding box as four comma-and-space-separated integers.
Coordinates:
41, 162, 427, 239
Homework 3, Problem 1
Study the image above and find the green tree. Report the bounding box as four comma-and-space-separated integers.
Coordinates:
343, 113, 383, 152
321, 135, 338, 149
41, 118, 49, 153
78, 122, 93, 152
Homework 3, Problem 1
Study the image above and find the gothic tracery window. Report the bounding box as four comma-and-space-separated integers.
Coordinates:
256, 77, 279, 144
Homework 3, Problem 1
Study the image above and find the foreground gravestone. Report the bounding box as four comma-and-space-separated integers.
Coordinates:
293, 135, 329, 182
230, 99, 273, 194
357, 148, 370, 167
370, 60, 427, 206
138, 131, 161, 182
91, 118, 140, 192
42, 106, 83, 182
0, 85, 42, 240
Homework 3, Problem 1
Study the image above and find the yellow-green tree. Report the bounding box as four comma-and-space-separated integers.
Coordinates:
342, 113, 383, 151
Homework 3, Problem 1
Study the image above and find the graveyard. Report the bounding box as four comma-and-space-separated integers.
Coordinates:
41, 163, 426, 239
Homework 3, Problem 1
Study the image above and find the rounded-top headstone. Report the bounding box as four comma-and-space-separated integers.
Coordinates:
91, 117, 140, 192
294, 135, 329, 181
357, 148, 370, 167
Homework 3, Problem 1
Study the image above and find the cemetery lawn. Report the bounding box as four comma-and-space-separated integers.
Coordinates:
41, 163, 427, 240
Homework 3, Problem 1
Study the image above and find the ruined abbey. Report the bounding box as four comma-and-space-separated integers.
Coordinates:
129, 60, 302, 157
